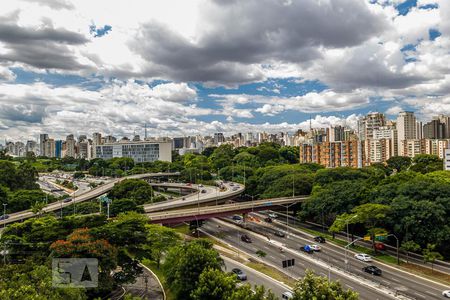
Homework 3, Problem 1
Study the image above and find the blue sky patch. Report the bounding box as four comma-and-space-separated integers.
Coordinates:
396, 0, 417, 15
89, 24, 112, 38
429, 29, 441, 41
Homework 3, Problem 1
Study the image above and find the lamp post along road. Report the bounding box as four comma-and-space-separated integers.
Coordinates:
337, 214, 358, 270
386, 234, 400, 265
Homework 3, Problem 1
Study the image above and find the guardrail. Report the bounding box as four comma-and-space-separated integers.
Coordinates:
147, 196, 308, 222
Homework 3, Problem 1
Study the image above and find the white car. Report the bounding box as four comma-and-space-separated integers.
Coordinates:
443, 290, 450, 298
354, 253, 372, 262
268, 213, 278, 219
310, 244, 321, 251
281, 291, 293, 299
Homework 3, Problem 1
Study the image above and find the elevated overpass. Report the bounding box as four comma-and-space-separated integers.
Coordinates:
0, 172, 181, 226
143, 182, 245, 213
147, 196, 308, 224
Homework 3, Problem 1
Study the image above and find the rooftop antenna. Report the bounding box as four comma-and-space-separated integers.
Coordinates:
309, 115, 312, 131
145, 123, 148, 140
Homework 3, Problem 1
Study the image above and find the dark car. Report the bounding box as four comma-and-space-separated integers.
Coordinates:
274, 230, 285, 237
300, 245, 314, 254
241, 234, 252, 243
264, 217, 273, 223
201, 189, 207, 193
232, 268, 247, 281
314, 236, 326, 243
363, 265, 382, 276
232, 215, 242, 221
0, 214, 9, 220
63, 198, 72, 203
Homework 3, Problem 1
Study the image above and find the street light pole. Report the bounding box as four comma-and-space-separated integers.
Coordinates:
2, 203, 6, 230
387, 234, 400, 265
339, 214, 358, 271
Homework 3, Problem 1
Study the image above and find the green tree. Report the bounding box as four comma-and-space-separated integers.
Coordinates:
31, 201, 47, 217
8, 189, 48, 212
163, 239, 224, 299
92, 212, 149, 258
50, 228, 118, 293
410, 154, 443, 174
303, 180, 369, 226
292, 270, 358, 300
73, 171, 85, 179
109, 198, 144, 217
190, 268, 237, 300
422, 243, 443, 272
0, 160, 17, 189
229, 284, 277, 300
386, 156, 412, 172
146, 224, 181, 268
279, 146, 299, 164
0, 263, 87, 300
400, 240, 421, 263
209, 144, 236, 170
108, 179, 154, 204
331, 203, 391, 252
202, 146, 217, 158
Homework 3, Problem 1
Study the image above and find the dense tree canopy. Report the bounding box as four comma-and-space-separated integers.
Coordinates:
292, 270, 358, 300
163, 239, 224, 299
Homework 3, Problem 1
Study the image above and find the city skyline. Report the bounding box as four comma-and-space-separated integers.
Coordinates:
0, 0, 449, 140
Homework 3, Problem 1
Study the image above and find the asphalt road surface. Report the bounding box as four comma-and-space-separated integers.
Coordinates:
202, 218, 395, 300
222, 255, 291, 298
249, 211, 448, 300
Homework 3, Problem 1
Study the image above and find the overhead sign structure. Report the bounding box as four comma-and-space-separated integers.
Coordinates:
282, 258, 295, 268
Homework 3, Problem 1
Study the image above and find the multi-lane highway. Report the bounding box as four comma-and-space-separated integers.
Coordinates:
144, 182, 245, 213
222, 255, 291, 298
0, 172, 181, 226
208, 214, 449, 300
146, 196, 306, 223
202, 218, 395, 300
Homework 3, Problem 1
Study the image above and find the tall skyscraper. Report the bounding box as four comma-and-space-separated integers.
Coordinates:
214, 133, 224, 145
92, 132, 102, 145
39, 133, 48, 156
358, 112, 386, 141
423, 119, 445, 139
397, 111, 417, 156
55, 140, 63, 158
65, 134, 76, 158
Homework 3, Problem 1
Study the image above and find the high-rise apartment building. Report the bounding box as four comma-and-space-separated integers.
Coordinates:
444, 148, 450, 170
55, 140, 63, 158
39, 134, 48, 156
43, 139, 56, 157
65, 134, 76, 158
358, 112, 386, 141
299, 140, 361, 168
214, 133, 225, 145
397, 111, 417, 156
423, 119, 445, 139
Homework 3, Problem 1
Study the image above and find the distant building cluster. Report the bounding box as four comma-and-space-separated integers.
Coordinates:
2, 111, 450, 169
1, 133, 172, 163
299, 112, 450, 169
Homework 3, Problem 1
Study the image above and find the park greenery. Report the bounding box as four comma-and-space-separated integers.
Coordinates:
0, 142, 449, 298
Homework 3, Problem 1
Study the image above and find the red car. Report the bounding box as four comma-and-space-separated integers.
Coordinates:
375, 242, 385, 250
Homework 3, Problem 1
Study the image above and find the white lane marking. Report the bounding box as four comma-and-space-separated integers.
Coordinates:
414, 292, 426, 298
425, 290, 436, 296
346, 284, 355, 290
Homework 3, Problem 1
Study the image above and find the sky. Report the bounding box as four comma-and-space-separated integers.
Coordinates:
0, 0, 449, 141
